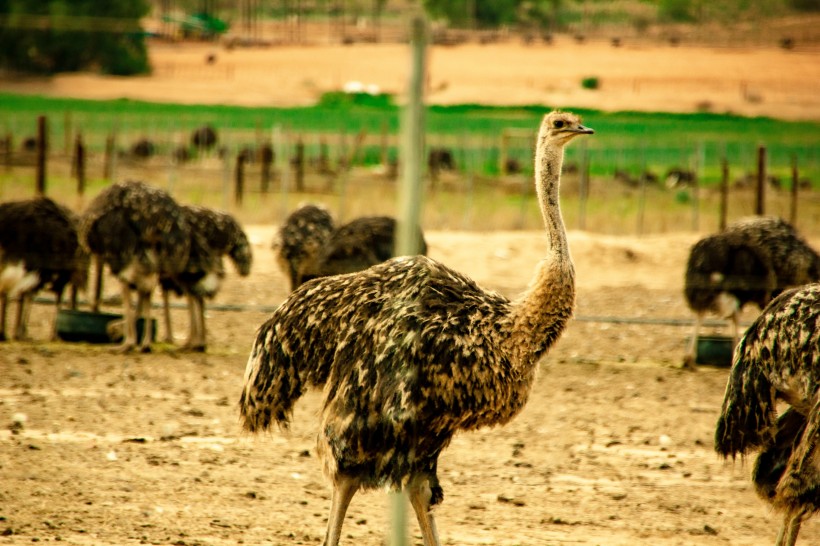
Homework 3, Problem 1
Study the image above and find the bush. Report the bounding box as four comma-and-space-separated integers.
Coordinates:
581, 77, 600, 90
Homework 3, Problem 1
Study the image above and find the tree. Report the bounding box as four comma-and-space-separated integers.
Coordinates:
0, 0, 151, 75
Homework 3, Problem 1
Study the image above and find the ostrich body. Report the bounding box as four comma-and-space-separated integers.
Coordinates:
161, 205, 253, 351
240, 111, 592, 546
80, 180, 190, 352
0, 197, 89, 341
683, 216, 819, 367
300, 215, 428, 286
715, 283, 820, 546
273, 204, 335, 291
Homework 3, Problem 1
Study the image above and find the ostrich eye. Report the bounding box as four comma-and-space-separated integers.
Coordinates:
553, 120, 565, 129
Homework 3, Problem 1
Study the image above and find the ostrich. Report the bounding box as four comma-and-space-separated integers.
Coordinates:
0, 197, 89, 341
715, 283, 820, 546
299, 215, 428, 287
683, 216, 819, 367
80, 180, 190, 352
240, 110, 593, 546
161, 205, 253, 351
272, 203, 335, 292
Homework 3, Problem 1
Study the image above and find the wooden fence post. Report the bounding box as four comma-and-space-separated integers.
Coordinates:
36, 115, 47, 195
235, 150, 246, 206
74, 133, 86, 197
293, 136, 305, 193
755, 144, 766, 215
719, 156, 729, 231
260, 142, 273, 194
103, 132, 115, 181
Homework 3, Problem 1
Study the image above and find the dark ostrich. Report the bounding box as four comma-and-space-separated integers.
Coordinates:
240, 111, 593, 546
683, 216, 819, 367
161, 205, 252, 351
80, 180, 191, 352
715, 283, 820, 546
272, 204, 335, 291
300, 215, 428, 286
0, 197, 89, 341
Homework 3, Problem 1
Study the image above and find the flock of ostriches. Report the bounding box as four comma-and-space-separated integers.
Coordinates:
1, 111, 819, 546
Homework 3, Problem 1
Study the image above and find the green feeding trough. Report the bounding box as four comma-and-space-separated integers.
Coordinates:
56, 309, 156, 344
694, 335, 735, 367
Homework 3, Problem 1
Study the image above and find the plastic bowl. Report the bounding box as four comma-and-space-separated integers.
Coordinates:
56, 309, 156, 344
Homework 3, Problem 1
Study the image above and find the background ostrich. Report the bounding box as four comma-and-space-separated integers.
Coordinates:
80, 180, 190, 352
299, 215, 428, 286
0, 196, 89, 341
683, 216, 819, 367
240, 110, 592, 546
161, 204, 252, 351
272, 203, 334, 291
715, 283, 820, 546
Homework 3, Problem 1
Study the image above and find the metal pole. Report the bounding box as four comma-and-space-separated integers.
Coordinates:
391, 14, 428, 546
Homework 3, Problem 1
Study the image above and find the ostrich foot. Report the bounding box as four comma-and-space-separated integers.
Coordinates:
181, 342, 206, 353
682, 355, 697, 370
114, 342, 136, 354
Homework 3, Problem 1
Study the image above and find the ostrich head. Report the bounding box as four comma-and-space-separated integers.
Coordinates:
538, 111, 594, 147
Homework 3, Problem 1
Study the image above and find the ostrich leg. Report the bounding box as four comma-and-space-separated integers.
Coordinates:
162, 288, 174, 343
136, 289, 153, 353
119, 281, 137, 352
323, 476, 358, 546
408, 478, 441, 546
775, 511, 804, 546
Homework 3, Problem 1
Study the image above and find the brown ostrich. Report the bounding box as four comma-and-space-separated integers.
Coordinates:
683, 216, 819, 367
299, 215, 428, 286
239, 110, 593, 546
80, 180, 190, 352
161, 204, 252, 351
0, 197, 89, 341
272, 203, 335, 292
715, 283, 820, 546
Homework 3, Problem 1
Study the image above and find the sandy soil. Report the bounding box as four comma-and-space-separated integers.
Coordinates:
2, 37, 820, 120
2, 226, 820, 546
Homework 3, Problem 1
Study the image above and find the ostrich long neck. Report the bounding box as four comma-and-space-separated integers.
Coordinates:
505, 135, 576, 368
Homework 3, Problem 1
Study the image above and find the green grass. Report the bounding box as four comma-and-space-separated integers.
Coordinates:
1, 91, 819, 187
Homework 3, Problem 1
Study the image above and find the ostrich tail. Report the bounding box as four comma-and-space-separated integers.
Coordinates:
714, 336, 777, 458
238, 321, 304, 433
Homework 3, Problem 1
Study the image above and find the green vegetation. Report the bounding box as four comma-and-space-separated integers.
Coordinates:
0, 92, 818, 187
0, 0, 150, 75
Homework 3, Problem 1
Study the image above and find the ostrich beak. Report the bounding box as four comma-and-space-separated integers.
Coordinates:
574, 124, 594, 135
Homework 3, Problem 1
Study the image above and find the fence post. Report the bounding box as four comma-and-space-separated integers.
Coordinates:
235, 150, 246, 206
719, 156, 729, 231
790, 154, 799, 225
293, 136, 305, 192
74, 133, 86, 197
103, 132, 116, 181
755, 144, 766, 215
392, 13, 428, 543
36, 115, 47, 195
261, 142, 273, 194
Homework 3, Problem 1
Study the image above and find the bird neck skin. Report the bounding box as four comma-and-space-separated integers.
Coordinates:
505, 136, 576, 368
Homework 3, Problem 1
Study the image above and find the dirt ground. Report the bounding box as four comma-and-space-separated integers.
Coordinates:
2, 226, 820, 546
2, 36, 820, 120
3, 37, 820, 545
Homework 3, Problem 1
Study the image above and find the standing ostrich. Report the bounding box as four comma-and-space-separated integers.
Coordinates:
240, 110, 593, 546
683, 216, 819, 367
80, 180, 190, 352
715, 283, 820, 546
299, 215, 428, 286
161, 205, 253, 351
0, 197, 89, 341
272, 204, 335, 291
